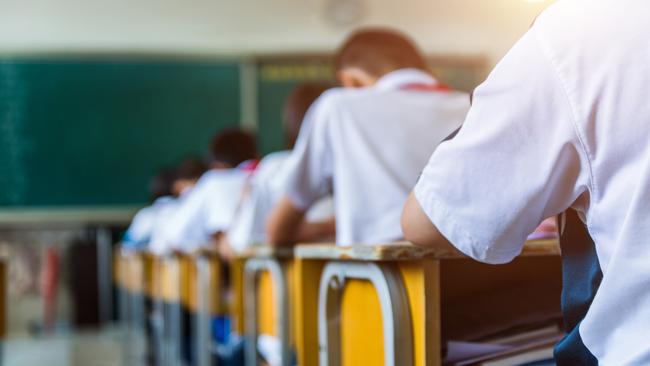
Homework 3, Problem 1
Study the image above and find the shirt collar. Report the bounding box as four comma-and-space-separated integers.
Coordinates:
374, 68, 438, 91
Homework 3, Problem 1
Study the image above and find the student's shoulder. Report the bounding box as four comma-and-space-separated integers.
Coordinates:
251, 151, 292, 185
132, 204, 155, 221
312, 87, 374, 112
256, 151, 291, 174
259, 150, 291, 167
440, 90, 472, 110
198, 168, 246, 184
188, 170, 233, 196
152, 195, 175, 207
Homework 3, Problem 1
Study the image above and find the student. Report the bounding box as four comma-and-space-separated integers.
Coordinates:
123, 168, 177, 248
401, 1, 649, 364
171, 158, 208, 198
148, 158, 207, 254
222, 83, 334, 258
266, 28, 470, 246
151, 128, 258, 254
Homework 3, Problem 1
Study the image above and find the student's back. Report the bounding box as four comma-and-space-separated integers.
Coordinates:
271, 28, 470, 245
159, 168, 249, 251
535, 1, 650, 363
151, 128, 258, 254
405, 1, 650, 363
290, 74, 467, 244
227, 84, 333, 253
123, 168, 178, 248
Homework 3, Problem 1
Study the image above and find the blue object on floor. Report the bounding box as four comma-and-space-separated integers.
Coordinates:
212, 316, 231, 344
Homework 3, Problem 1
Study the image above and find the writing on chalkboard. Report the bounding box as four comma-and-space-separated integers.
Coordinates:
260, 63, 334, 82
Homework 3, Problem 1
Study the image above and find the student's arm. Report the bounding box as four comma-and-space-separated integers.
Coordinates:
267, 92, 335, 246
214, 234, 238, 262
267, 196, 307, 246
402, 193, 454, 250
402, 27, 591, 264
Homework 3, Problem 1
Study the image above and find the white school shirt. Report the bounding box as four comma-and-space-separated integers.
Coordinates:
148, 191, 189, 255
150, 168, 248, 254
284, 68, 469, 245
414, 0, 650, 363
123, 196, 175, 247
228, 151, 334, 253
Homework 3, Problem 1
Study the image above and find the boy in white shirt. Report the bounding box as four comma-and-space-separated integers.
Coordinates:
222, 84, 335, 258
267, 28, 470, 246
124, 158, 206, 249
150, 128, 258, 254
402, 1, 650, 364
123, 168, 177, 248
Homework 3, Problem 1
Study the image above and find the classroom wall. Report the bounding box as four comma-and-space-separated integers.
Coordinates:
0, 0, 552, 207
0, 0, 552, 66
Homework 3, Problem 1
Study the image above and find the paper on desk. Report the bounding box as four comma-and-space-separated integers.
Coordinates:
444, 341, 513, 364
527, 217, 558, 240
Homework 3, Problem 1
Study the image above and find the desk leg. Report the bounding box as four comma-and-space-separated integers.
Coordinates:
196, 257, 212, 366
294, 259, 326, 366
398, 260, 440, 366
243, 258, 290, 366
161, 257, 183, 366
0, 259, 6, 366
132, 257, 147, 365
317, 262, 414, 366
152, 267, 166, 366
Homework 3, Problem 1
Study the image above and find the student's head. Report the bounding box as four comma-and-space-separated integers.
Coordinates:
283, 83, 330, 149
335, 27, 428, 88
149, 168, 177, 202
173, 157, 207, 196
209, 127, 258, 169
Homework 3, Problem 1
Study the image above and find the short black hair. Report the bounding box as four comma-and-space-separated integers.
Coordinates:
176, 157, 207, 181
335, 27, 428, 77
283, 83, 330, 149
209, 127, 258, 167
149, 168, 177, 201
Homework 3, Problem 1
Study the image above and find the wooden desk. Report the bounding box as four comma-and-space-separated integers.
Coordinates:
187, 249, 224, 366
0, 258, 6, 340
148, 249, 226, 366
294, 239, 562, 366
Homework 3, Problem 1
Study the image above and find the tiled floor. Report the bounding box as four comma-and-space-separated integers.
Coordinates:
4, 327, 144, 366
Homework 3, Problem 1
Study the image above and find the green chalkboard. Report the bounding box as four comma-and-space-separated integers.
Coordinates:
0, 59, 241, 207
256, 57, 335, 155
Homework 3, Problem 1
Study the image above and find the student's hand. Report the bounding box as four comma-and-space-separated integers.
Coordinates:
171, 249, 186, 257
215, 235, 237, 262
297, 217, 336, 242
266, 195, 307, 246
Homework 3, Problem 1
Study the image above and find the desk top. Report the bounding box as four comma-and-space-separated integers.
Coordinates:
294, 239, 560, 261
238, 245, 294, 259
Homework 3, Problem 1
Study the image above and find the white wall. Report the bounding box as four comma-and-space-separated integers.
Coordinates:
0, 0, 553, 66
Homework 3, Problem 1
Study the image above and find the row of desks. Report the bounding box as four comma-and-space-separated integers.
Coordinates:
116, 239, 562, 366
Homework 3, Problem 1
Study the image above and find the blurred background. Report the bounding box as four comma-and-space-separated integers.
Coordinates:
0, 0, 551, 365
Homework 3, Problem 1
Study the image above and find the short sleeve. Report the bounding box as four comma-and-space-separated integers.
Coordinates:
203, 174, 247, 235
226, 191, 257, 253
413, 29, 590, 264
283, 94, 335, 210
123, 207, 154, 246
